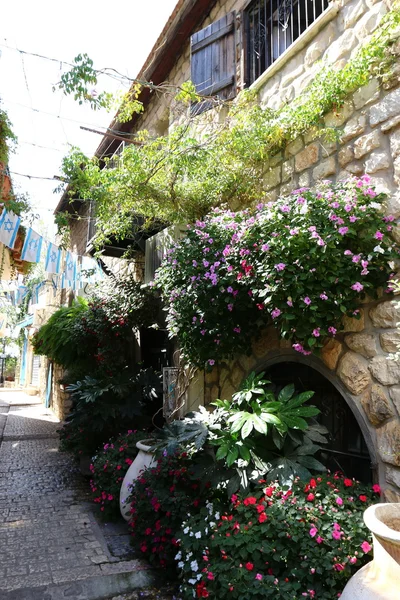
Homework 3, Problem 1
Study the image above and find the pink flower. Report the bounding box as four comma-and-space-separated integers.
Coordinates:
336, 496, 343, 506
338, 227, 349, 235
303, 297, 311, 306
349, 215, 358, 222
333, 563, 345, 572
227, 304, 233, 311
275, 263, 286, 272
352, 254, 361, 263
309, 527, 318, 538
332, 530, 342, 540
351, 282, 364, 292
344, 250, 353, 256
207, 572, 214, 580
372, 484, 381, 494
255, 574, 263, 581
328, 326, 337, 335
349, 557, 357, 564
287, 299, 293, 307
312, 328, 320, 337
208, 359, 215, 366
271, 308, 281, 319
316, 536, 323, 544
293, 343, 304, 353
233, 327, 241, 333
320, 293, 328, 300
375, 231, 384, 240
261, 244, 270, 252
361, 541, 372, 553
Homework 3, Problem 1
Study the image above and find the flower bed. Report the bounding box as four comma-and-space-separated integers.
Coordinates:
90, 429, 146, 520
176, 474, 380, 599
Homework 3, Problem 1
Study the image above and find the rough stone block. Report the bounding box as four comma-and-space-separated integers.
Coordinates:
252, 327, 280, 358
381, 114, 400, 133
338, 146, 354, 167
341, 114, 367, 143
386, 465, 400, 488
380, 331, 400, 353
390, 128, 400, 159
365, 150, 390, 174
369, 356, 400, 385
341, 0, 367, 29
337, 351, 371, 394
321, 338, 343, 370
361, 383, 394, 426
305, 40, 325, 67
389, 385, 400, 414
313, 157, 336, 180
298, 171, 310, 187
281, 64, 305, 89
384, 192, 400, 218
342, 310, 365, 332
370, 301, 400, 328
295, 143, 319, 172
285, 137, 304, 157
370, 88, 400, 126
282, 160, 294, 183
326, 30, 358, 63
354, 130, 381, 159
263, 166, 281, 190
377, 419, 400, 466
354, 2, 387, 38
345, 332, 377, 358
353, 79, 380, 110
394, 156, 400, 186
325, 101, 354, 128
346, 162, 364, 175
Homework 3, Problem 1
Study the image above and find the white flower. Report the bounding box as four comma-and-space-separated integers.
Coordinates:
186, 552, 193, 559
215, 512, 220, 521
175, 551, 182, 560
374, 245, 385, 254
178, 561, 184, 568
188, 579, 197, 585
195, 531, 202, 539
206, 502, 214, 514
189, 531, 194, 536
209, 522, 216, 528
190, 559, 199, 572
205, 527, 209, 535
183, 527, 189, 534
197, 574, 202, 580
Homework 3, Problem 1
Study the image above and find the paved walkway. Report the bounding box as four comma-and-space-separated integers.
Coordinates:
0, 391, 164, 600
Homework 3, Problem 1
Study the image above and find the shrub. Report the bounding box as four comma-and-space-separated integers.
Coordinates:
58, 367, 162, 458
129, 453, 215, 568
156, 177, 398, 367
90, 429, 146, 520
176, 474, 381, 599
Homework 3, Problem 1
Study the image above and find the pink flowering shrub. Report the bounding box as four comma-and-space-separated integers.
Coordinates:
156, 176, 398, 366
90, 429, 146, 520
176, 473, 381, 599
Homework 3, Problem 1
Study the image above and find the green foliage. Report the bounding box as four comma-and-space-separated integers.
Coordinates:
31, 298, 89, 371
177, 475, 380, 599
0, 107, 16, 164
59, 367, 162, 457
56, 6, 400, 245
152, 371, 327, 492
90, 429, 146, 520
156, 178, 397, 366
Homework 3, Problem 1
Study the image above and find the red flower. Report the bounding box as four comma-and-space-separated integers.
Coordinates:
265, 487, 274, 497
245, 562, 254, 571
309, 479, 317, 489
258, 512, 267, 523
344, 478, 353, 487
307, 493, 315, 502
359, 495, 367, 502
372, 484, 381, 494
243, 496, 257, 506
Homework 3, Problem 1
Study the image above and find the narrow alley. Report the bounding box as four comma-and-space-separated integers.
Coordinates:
0, 390, 164, 600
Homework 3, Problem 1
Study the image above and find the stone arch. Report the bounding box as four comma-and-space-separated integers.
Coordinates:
253, 349, 378, 473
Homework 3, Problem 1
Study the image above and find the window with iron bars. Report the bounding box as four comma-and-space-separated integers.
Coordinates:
244, 0, 330, 87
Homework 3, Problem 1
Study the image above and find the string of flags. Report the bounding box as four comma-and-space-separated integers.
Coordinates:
0, 208, 105, 305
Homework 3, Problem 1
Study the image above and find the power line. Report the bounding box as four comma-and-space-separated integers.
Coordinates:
9, 171, 64, 182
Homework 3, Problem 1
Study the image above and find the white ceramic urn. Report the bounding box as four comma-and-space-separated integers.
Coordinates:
341, 503, 400, 600
119, 440, 156, 521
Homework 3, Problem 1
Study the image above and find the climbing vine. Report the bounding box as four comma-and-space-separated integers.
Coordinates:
56, 4, 400, 247
0, 107, 16, 165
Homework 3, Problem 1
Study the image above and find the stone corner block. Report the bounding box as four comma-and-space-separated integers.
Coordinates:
321, 338, 343, 370
370, 300, 400, 328
342, 309, 365, 333
337, 351, 371, 395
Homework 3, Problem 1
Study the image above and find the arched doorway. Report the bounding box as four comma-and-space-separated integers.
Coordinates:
265, 362, 372, 483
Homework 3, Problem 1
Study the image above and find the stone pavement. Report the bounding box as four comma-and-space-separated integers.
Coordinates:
0, 391, 164, 600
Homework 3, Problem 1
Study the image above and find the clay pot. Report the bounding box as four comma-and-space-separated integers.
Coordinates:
341, 503, 400, 599
119, 440, 156, 521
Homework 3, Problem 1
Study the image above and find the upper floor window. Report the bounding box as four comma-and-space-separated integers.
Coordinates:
244, 0, 329, 86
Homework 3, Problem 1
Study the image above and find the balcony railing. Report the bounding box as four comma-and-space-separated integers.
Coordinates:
245, 0, 330, 86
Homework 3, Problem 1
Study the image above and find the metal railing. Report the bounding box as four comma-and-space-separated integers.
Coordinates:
245, 0, 330, 86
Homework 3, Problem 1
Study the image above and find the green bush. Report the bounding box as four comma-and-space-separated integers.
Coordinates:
176, 474, 381, 599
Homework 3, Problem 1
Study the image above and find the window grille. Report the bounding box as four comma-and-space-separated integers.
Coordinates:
245, 0, 329, 86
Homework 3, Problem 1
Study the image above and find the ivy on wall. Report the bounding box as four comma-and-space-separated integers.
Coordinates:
56, 4, 400, 247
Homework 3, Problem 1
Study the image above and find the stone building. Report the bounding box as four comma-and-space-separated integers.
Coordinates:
56, 0, 400, 499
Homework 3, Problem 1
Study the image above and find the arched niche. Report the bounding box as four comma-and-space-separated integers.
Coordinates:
254, 350, 378, 483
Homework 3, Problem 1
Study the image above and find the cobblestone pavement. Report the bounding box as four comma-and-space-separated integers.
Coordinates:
0, 391, 157, 597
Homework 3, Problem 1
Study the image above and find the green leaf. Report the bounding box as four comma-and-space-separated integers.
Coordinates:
226, 446, 239, 467
241, 418, 254, 439
216, 445, 229, 460
278, 384, 295, 402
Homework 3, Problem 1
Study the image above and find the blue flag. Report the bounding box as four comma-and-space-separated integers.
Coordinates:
21, 228, 43, 263
0, 209, 21, 249
45, 242, 62, 274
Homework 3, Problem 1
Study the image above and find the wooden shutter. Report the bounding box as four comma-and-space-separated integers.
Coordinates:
191, 12, 236, 102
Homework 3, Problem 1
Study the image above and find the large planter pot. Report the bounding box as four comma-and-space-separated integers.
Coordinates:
119, 440, 156, 521
341, 503, 400, 599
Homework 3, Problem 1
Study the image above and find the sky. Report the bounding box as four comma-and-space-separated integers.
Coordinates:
0, 0, 178, 239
